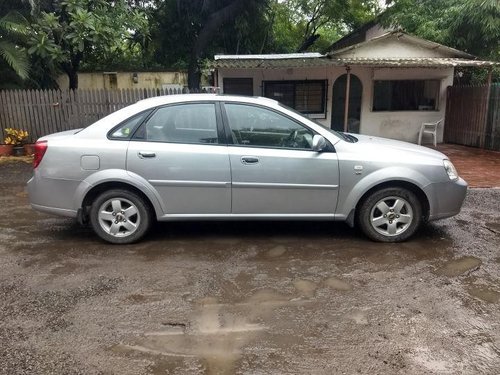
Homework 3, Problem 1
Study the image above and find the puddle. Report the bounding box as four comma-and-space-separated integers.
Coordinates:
324, 277, 352, 291
411, 347, 452, 373
349, 310, 369, 325
468, 287, 500, 303
293, 279, 317, 297
125, 293, 163, 305
267, 245, 287, 257
436, 256, 482, 277
50, 262, 80, 275
116, 290, 292, 374
484, 222, 500, 234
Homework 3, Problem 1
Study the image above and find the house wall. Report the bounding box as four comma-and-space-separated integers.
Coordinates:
363, 67, 453, 143
217, 66, 335, 122
217, 65, 453, 143
335, 37, 457, 58
56, 71, 188, 90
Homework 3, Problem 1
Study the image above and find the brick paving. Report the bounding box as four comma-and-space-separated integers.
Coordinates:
436, 144, 500, 188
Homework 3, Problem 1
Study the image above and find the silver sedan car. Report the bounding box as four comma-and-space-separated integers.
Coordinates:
28, 94, 467, 244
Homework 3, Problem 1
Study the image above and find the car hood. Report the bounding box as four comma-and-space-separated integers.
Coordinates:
350, 134, 447, 160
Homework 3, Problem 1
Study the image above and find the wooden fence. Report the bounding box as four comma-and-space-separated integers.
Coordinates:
444, 84, 500, 151
0, 88, 195, 142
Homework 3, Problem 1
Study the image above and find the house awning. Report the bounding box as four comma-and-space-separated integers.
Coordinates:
213, 53, 332, 69
329, 57, 497, 68
213, 54, 498, 69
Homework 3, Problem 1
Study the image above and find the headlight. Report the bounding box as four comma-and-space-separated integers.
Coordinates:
443, 159, 458, 180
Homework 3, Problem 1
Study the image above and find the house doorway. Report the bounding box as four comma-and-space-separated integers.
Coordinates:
331, 73, 362, 132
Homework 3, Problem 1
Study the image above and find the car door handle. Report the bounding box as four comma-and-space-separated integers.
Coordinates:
138, 151, 156, 158
241, 156, 259, 165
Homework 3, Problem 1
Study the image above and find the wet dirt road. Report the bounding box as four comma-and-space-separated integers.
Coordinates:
1, 160, 499, 374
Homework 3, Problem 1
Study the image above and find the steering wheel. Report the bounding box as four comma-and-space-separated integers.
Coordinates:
281, 129, 299, 147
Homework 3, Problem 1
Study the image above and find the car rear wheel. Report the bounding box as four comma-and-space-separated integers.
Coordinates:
357, 187, 422, 242
89, 189, 151, 244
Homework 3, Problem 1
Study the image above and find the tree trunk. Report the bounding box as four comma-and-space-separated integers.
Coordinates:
67, 69, 78, 90
62, 51, 83, 90
297, 34, 320, 53
188, 59, 201, 91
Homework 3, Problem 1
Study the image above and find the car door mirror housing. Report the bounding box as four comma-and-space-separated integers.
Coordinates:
312, 135, 327, 152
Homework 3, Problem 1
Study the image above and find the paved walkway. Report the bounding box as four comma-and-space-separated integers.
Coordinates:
436, 144, 500, 188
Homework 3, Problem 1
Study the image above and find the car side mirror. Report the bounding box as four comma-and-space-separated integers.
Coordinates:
312, 134, 327, 152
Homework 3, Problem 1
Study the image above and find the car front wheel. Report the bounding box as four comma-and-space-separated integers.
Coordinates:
357, 187, 422, 242
89, 189, 151, 244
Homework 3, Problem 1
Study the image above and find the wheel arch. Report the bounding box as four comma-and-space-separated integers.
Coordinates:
82, 182, 156, 215
346, 180, 430, 228
74, 170, 164, 221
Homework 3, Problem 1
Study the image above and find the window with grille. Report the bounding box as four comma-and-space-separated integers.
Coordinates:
263, 80, 327, 116
373, 80, 440, 111
223, 78, 254, 96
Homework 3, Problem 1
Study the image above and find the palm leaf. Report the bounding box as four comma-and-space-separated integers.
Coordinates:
0, 12, 29, 35
0, 41, 29, 79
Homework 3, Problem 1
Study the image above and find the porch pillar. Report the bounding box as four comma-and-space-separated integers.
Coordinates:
343, 66, 351, 132
480, 67, 493, 148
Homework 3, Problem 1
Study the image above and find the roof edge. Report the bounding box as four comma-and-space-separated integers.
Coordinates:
215, 53, 324, 60
329, 30, 476, 60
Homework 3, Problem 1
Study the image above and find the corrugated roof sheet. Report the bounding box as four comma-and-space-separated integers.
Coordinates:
213, 57, 331, 69
330, 57, 497, 67
214, 53, 322, 60
212, 56, 497, 69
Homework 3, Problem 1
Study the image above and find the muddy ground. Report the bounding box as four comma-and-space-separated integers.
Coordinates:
0, 160, 499, 374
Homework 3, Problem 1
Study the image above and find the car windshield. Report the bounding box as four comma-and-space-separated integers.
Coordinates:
277, 102, 358, 143
324, 128, 358, 143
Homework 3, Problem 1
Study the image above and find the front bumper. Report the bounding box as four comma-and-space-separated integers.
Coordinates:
425, 177, 468, 221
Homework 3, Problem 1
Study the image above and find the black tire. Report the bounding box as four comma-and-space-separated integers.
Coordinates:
357, 187, 422, 242
89, 189, 152, 244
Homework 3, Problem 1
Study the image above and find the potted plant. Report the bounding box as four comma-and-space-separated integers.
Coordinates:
3, 128, 29, 156
0, 141, 13, 156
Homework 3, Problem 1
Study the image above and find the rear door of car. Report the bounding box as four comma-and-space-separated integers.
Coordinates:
126, 102, 231, 215
221, 102, 339, 215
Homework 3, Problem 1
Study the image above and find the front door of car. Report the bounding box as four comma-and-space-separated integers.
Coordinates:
222, 103, 339, 215
126, 102, 231, 215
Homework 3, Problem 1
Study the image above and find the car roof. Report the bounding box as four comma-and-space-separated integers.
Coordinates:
135, 94, 278, 108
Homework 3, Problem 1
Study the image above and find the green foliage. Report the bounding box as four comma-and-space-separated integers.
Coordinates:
384, 0, 500, 83
268, 0, 380, 53
27, 0, 151, 88
384, 0, 500, 60
0, 11, 29, 80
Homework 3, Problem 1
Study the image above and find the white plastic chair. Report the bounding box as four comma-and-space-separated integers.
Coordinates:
418, 119, 442, 147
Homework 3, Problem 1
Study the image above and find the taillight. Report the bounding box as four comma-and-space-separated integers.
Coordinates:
33, 141, 48, 169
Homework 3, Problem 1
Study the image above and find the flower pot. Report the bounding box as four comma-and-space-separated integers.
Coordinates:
23, 143, 35, 156
0, 144, 14, 156
13, 146, 24, 157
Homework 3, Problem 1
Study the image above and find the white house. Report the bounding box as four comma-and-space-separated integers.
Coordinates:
213, 29, 494, 143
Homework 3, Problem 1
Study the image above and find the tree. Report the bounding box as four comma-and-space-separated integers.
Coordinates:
383, 0, 500, 60
383, 0, 499, 83
265, 0, 380, 53
152, 0, 269, 89
28, 0, 149, 89
0, 11, 29, 81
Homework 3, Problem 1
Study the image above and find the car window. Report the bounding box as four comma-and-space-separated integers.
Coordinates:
109, 110, 151, 139
224, 103, 314, 149
134, 103, 218, 144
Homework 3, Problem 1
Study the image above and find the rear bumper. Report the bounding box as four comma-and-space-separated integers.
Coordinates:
425, 177, 468, 221
30, 203, 77, 218
27, 174, 79, 218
